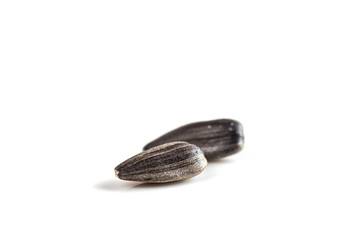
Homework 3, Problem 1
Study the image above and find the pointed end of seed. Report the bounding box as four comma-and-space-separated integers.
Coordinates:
114, 169, 120, 179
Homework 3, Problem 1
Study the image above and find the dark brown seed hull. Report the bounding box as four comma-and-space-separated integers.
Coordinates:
115, 142, 207, 183
143, 119, 244, 160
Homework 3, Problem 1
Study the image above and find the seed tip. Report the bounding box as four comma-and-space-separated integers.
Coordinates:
114, 169, 120, 178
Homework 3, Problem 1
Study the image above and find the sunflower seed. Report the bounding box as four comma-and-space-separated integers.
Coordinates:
114, 141, 207, 183
143, 119, 244, 160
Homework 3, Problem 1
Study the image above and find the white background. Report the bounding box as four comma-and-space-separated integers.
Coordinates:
1, 1, 360, 239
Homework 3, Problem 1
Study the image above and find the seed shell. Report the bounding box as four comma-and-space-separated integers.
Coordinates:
115, 141, 207, 183
143, 119, 244, 160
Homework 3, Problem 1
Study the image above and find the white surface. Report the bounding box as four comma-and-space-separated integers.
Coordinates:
1, 1, 361, 239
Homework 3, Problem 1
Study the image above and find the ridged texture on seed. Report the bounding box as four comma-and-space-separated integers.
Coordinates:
115, 142, 207, 183
143, 119, 244, 160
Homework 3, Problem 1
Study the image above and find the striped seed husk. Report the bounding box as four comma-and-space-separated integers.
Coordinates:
115, 141, 207, 183
143, 119, 244, 160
